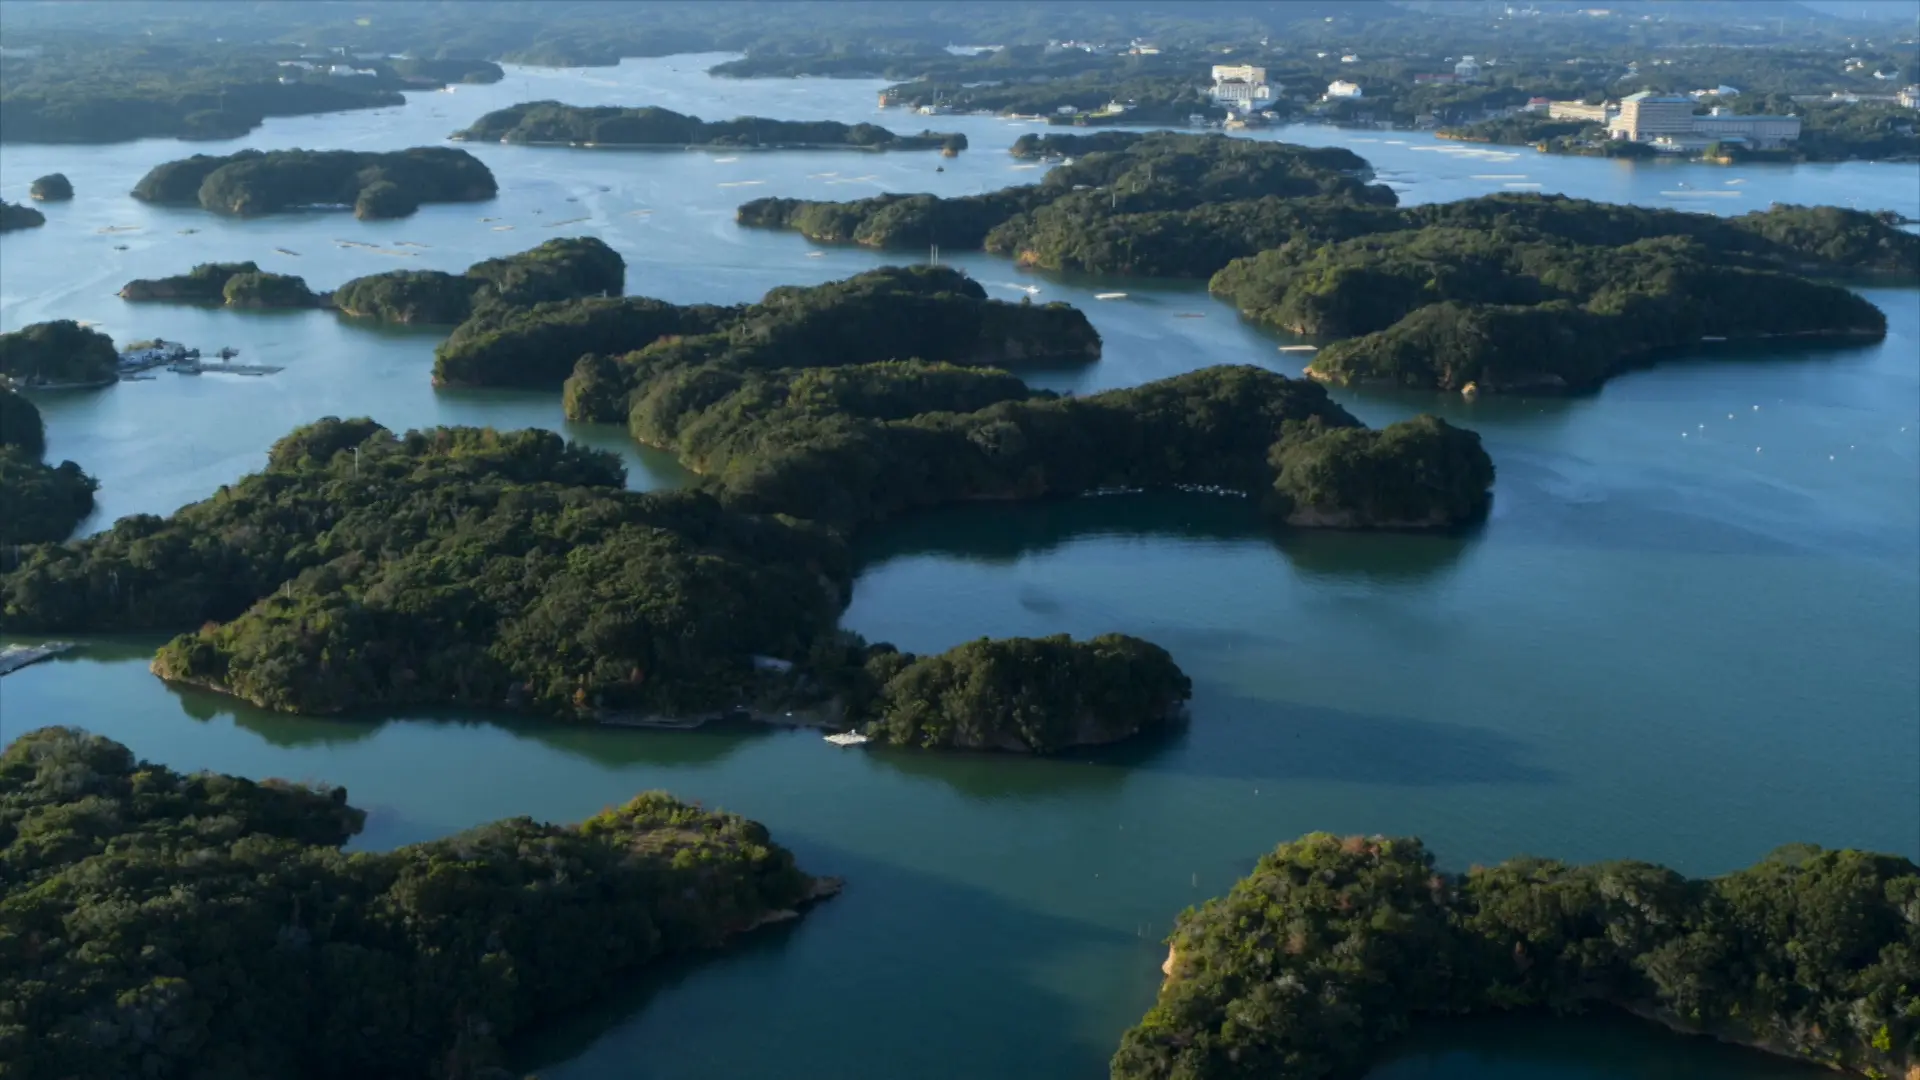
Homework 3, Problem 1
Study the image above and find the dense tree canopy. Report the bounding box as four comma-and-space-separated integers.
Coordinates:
0, 39, 503, 144
605, 354, 1491, 534
124, 238, 626, 324
0, 388, 97, 544
0, 726, 831, 1080
0, 420, 851, 718
1210, 225, 1890, 392
853, 633, 1192, 752
0, 320, 119, 387
335, 236, 627, 323
454, 101, 965, 150
0, 386, 47, 459
121, 261, 272, 304
739, 133, 1394, 269
131, 147, 497, 218
28, 172, 73, 200
438, 264, 1099, 390
1113, 833, 1920, 1080
0, 200, 45, 232
743, 135, 1918, 283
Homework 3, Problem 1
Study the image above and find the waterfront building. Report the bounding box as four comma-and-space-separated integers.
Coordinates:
1210, 65, 1277, 111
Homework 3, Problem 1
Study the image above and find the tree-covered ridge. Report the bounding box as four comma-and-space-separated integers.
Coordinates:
0, 319, 119, 388
28, 172, 73, 200
1, 726, 832, 1080
596, 352, 1492, 534
120, 238, 627, 322
854, 633, 1192, 752
454, 101, 967, 151
0, 420, 851, 718
1112, 833, 1919, 1080
1210, 227, 1889, 392
130, 147, 497, 219
737, 132, 1394, 267
743, 136, 1919, 282
0, 200, 46, 232
0, 388, 98, 545
0, 40, 500, 144
434, 264, 1101, 390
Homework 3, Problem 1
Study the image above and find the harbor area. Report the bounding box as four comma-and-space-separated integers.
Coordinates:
119, 340, 283, 380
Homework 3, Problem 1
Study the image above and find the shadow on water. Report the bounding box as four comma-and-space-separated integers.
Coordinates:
514, 842, 1140, 1080
858, 720, 1187, 801
1164, 688, 1558, 788
856, 687, 1552, 799
855, 491, 1476, 584
163, 680, 774, 767
1366, 1009, 1827, 1080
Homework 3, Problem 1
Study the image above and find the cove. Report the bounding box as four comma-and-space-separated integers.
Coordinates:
2, 53, 1915, 1079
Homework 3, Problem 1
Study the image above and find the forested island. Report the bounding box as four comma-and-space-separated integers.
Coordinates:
740, 135, 1918, 282
1210, 226, 1891, 393
1113, 833, 1918, 1080
851, 634, 1192, 752
454, 101, 966, 152
0, 41, 499, 144
28, 172, 73, 201
1, 726, 838, 1080
121, 263, 328, 309
435, 264, 1100, 390
737, 133, 1397, 277
0, 388, 97, 544
0, 319, 119, 389
0, 200, 46, 232
130, 147, 497, 219
120, 237, 627, 322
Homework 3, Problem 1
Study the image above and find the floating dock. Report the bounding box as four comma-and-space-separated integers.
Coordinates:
0, 642, 75, 677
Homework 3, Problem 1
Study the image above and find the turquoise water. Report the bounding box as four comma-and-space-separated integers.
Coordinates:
3, 54, 1916, 1079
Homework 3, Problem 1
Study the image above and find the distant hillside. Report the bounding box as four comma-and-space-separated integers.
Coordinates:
1398, 0, 1895, 21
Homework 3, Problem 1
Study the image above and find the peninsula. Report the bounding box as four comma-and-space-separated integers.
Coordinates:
0, 199, 45, 232
739, 136, 1918, 282
1209, 225, 1890, 393
130, 147, 497, 219
0, 319, 119, 389
3, 726, 838, 1080
0, 41, 499, 144
1115, 833, 1917, 1080
737, 132, 1396, 277
0, 388, 97, 544
453, 101, 966, 152
434, 264, 1101, 389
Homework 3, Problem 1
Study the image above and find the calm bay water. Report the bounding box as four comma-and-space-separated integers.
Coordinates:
2, 54, 1916, 1080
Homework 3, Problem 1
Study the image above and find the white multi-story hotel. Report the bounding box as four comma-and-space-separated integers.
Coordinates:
1210, 65, 1277, 112
1607, 92, 1801, 150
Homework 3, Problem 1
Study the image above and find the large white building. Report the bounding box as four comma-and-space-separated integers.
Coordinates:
1325, 80, 1364, 100
1454, 56, 1482, 81
1608, 92, 1801, 150
1211, 65, 1277, 111
1548, 100, 1616, 122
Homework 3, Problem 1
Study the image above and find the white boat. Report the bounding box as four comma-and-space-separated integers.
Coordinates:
824, 731, 871, 747
1277, 344, 1319, 352
1094, 292, 1128, 300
